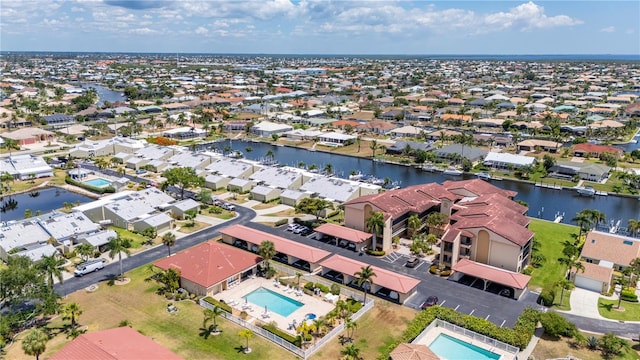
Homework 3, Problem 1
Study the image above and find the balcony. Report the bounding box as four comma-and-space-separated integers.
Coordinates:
460, 241, 472, 249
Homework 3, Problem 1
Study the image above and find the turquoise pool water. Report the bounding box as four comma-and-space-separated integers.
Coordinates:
243, 287, 303, 317
429, 333, 501, 360
84, 178, 111, 187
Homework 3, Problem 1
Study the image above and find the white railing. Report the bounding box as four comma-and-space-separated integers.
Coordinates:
200, 277, 375, 359
417, 319, 520, 357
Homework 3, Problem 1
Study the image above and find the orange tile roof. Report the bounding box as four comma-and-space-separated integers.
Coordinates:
581, 231, 640, 266
50, 326, 184, 360
575, 261, 613, 283
154, 241, 260, 288
220, 225, 332, 263
320, 255, 420, 294
573, 143, 623, 155
390, 343, 440, 360
314, 223, 371, 243
452, 259, 530, 289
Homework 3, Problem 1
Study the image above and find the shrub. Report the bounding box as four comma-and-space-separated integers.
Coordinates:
208, 206, 223, 214
522, 267, 534, 275
65, 176, 115, 194
621, 290, 638, 302
429, 265, 438, 274
539, 285, 556, 306
202, 296, 232, 313
315, 283, 330, 294
274, 218, 289, 227
599, 332, 628, 357
63, 251, 77, 259
366, 249, 386, 256
261, 323, 299, 346
539, 311, 577, 338
304, 282, 315, 291
439, 270, 451, 277
330, 284, 340, 295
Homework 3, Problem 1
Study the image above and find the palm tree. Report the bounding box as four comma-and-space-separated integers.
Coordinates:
203, 306, 224, 329
587, 210, 606, 230
238, 329, 253, 353
61, 302, 83, 328
341, 343, 361, 360
345, 318, 358, 341
295, 272, 303, 289
162, 232, 176, 257
2, 138, 20, 156
555, 279, 574, 305
75, 243, 94, 262
22, 328, 48, 360
157, 268, 181, 293
572, 210, 593, 238
108, 236, 131, 281
365, 211, 385, 252
258, 240, 276, 272
38, 254, 65, 289
407, 214, 421, 237
369, 139, 379, 158
630, 257, 640, 283
312, 317, 327, 344
265, 149, 275, 161
628, 219, 640, 237
354, 265, 376, 304
323, 163, 333, 175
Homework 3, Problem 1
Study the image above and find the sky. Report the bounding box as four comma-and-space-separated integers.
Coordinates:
1, 0, 639, 55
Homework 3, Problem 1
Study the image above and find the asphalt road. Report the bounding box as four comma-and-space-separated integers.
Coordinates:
54, 167, 639, 338
54, 206, 256, 296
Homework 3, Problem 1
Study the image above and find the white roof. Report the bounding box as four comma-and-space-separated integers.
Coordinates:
78, 229, 117, 247
14, 243, 57, 262
0, 220, 51, 253
251, 185, 281, 196
299, 176, 360, 202
249, 167, 303, 189
171, 199, 200, 211
137, 212, 172, 227
252, 121, 293, 132
484, 152, 536, 166
39, 212, 101, 241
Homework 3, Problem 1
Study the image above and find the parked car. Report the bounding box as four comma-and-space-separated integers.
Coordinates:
338, 240, 349, 248
421, 296, 439, 309
221, 203, 235, 211
287, 223, 302, 231
405, 257, 420, 268
347, 243, 357, 251
135, 169, 147, 175
293, 226, 309, 234
299, 228, 313, 236
74, 259, 105, 277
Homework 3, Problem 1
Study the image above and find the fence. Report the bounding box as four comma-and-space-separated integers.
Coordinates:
412, 319, 520, 358
199, 277, 375, 359
270, 262, 365, 302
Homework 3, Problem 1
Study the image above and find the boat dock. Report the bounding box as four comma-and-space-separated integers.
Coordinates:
535, 183, 563, 190
554, 212, 565, 223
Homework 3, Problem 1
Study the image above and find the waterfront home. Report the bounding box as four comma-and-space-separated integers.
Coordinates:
250, 121, 293, 137
300, 177, 379, 213
516, 139, 562, 153
385, 140, 435, 155
50, 326, 184, 360
205, 158, 257, 179
548, 161, 611, 182
248, 166, 306, 190
162, 126, 208, 140
316, 131, 357, 147
434, 144, 487, 163
0, 154, 53, 180
483, 152, 536, 170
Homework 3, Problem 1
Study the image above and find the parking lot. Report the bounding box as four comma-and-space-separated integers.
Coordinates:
261, 222, 540, 328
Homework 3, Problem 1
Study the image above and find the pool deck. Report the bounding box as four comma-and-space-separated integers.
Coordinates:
414, 327, 514, 360
213, 277, 336, 335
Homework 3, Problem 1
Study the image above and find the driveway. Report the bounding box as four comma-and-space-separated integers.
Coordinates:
564, 288, 606, 320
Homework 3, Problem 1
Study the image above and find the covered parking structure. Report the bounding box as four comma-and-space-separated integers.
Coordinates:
314, 223, 371, 252
451, 259, 530, 300
220, 224, 331, 273
319, 255, 420, 304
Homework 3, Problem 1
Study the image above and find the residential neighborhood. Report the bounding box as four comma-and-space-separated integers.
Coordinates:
1, 52, 639, 360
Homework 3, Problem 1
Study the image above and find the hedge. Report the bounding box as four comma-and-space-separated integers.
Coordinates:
366, 249, 386, 256
262, 323, 300, 346
377, 306, 539, 360
202, 296, 233, 313
621, 290, 638, 302
65, 176, 115, 194
539, 285, 556, 306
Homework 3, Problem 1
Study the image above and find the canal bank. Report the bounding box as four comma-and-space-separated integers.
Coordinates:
217, 138, 639, 227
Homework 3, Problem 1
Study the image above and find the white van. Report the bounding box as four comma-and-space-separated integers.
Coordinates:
74, 259, 105, 277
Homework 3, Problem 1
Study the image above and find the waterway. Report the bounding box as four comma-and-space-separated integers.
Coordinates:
81, 83, 127, 107
0, 188, 93, 222
220, 140, 639, 227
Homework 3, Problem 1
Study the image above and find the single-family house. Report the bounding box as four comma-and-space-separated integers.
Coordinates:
250, 121, 293, 137
483, 152, 536, 170
573, 143, 623, 159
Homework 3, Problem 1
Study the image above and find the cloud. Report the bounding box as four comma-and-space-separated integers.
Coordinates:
194, 26, 208, 35
600, 26, 615, 33
129, 27, 158, 34
104, 0, 169, 10
481, 2, 582, 32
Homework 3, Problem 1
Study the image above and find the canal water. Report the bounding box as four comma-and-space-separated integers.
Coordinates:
81, 83, 127, 107
0, 188, 93, 222
222, 140, 640, 227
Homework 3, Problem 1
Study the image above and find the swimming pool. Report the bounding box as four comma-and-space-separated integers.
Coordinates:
84, 178, 111, 188
243, 287, 303, 317
429, 333, 500, 360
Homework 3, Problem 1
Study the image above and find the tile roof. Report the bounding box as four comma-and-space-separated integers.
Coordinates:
50, 326, 184, 360
580, 231, 640, 266
314, 223, 372, 243
575, 261, 614, 283
573, 143, 623, 155
154, 241, 261, 288
452, 259, 530, 289
320, 255, 420, 294
219, 225, 332, 263
390, 343, 440, 360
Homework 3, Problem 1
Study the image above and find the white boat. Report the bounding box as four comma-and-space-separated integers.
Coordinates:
421, 164, 438, 172
576, 186, 596, 197
476, 172, 492, 180
443, 168, 463, 176
349, 172, 365, 181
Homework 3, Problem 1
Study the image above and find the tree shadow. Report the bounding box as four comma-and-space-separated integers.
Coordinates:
234, 345, 245, 354
599, 301, 613, 311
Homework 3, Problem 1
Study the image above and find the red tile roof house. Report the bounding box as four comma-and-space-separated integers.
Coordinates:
572, 143, 624, 159
154, 240, 261, 297
50, 326, 184, 360
570, 231, 640, 293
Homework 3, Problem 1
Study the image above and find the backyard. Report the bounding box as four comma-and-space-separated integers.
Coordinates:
532, 332, 639, 360
528, 218, 578, 292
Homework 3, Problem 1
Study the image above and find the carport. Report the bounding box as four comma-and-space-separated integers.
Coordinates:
319, 255, 420, 304
220, 224, 332, 272
451, 259, 530, 300
314, 223, 371, 252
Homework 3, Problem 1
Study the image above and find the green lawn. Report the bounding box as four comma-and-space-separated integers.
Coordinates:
528, 219, 578, 291
111, 227, 149, 249
598, 298, 640, 321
